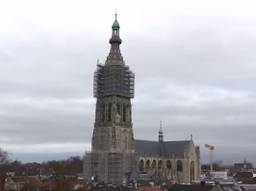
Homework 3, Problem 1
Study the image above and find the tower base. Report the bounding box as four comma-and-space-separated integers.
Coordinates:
83, 151, 135, 184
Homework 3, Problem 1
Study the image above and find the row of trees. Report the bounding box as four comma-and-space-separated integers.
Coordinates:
0, 148, 83, 177
0, 148, 85, 191
0, 148, 9, 164
0, 148, 9, 190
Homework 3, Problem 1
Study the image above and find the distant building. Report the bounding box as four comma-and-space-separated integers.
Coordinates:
83, 14, 200, 184
234, 159, 253, 172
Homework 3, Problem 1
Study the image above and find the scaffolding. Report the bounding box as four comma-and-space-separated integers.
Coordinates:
93, 64, 135, 98
107, 153, 124, 183
84, 151, 134, 184
83, 152, 99, 181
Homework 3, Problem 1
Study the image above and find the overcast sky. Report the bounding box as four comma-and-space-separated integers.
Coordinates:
0, 0, 256, 164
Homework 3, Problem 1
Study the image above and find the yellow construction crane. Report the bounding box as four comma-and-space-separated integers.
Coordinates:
205, 144, 215, 172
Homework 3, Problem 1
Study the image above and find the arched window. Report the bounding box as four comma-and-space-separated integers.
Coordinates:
123, 104, 126, 122
158, 160, 162, 169
116, 103, 120, 115
167, 160, 172, 169
126, 105, 130, 121
146, 160, 150, 169
108, 103, 112, 121
101, 104, 105, 121
139, 160, 144, 172
124, 135, 128, 150
177, 160, 183, 172
152, 160, 156, 168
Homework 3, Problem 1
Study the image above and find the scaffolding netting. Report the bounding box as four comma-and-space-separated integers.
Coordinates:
94, 64, 135, 98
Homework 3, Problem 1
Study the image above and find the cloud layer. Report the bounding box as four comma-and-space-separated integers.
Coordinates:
0, 0, 256, 164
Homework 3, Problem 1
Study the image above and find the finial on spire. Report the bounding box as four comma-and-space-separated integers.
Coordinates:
159, 120, 163, 133
115, 10, 117, 20
111, 10, 120, 31
190, 134, 193, 141
159, 120, 164, 143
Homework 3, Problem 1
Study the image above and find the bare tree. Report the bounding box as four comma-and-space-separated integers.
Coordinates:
0, 148, 9, 164
0, 148, 9, 191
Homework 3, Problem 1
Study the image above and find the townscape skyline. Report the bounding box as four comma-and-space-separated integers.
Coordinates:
0, 0, 256, 164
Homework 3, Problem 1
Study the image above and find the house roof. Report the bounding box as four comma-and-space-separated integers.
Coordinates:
12, 176, 43, 187
134, 139, 191, 157
168, 184, 217, 191
235, 171, 253, 179
219, 184, 244, 191
234, 163, 253, 169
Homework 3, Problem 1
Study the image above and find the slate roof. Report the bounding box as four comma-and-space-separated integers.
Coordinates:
134, 139, 191, 157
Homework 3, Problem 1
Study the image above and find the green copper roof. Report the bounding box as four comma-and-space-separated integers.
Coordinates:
112, 19, 120, 29
112, 12, 120, 29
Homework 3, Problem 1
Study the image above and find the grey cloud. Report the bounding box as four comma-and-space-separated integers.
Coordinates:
0, 0, 256, 164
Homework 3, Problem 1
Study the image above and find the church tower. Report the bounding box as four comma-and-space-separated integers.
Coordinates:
84, 14, 135, 184
92, 13, 135, 152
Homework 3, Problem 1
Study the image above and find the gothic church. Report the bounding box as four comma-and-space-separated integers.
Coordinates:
83, 14, 200, 184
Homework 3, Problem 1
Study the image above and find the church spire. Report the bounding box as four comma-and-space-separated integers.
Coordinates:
109, 12, 121, 44
159, 120, 164, 143
106, 13, 123, 65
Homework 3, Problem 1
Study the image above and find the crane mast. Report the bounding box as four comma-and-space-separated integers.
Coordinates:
205, 144, 215, 172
